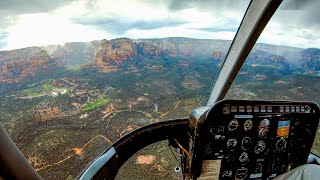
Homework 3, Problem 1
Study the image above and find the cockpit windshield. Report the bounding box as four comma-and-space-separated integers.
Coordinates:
0, 0, 319, 179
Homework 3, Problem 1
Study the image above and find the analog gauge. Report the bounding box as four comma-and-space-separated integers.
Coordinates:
235, 167, 248, 180
228, 119, 239, 131
254, 140, 266, 154
239, 152, 249, 165
275, 137, 287, 152
227, 138, 238, 150
242, 137, 252, 150
222, 170, 232, 178
244, 119, 253, 131
258, 119, 270, 137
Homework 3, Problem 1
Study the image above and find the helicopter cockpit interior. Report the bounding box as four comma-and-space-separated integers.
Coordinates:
187, 100, 319, 179
0, 0, 319, 180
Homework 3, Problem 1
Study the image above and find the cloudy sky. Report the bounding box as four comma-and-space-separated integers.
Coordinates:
0, 0, 319, 50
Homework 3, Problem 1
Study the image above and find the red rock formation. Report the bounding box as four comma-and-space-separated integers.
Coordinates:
94, 38, 138, 72
0, 47, 53, 83
95, 38, 137, 62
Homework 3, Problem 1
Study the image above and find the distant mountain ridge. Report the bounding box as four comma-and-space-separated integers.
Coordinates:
0, 37, 319, 83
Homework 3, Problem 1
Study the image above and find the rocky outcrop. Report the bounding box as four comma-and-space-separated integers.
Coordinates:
137, 42, 163, 58
95, 38, 137, 62
300, 48, 320, 71
0, 47, 54, 83
211, 51, 225, 60
248, 50, 286, 63
93, 38, 137, 72
137, 38, 230, 57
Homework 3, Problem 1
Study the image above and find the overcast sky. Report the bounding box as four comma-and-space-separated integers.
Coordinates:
0, 0, 319, 50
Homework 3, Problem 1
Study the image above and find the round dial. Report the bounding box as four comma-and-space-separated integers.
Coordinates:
227, 138, 238, 150
235, 167, 248, 179
239, 151, 249, 164
222, 170, 232, 178
228, 119, 239, 131
242, 137, 252, 150
275, 137, 287, 152
244, 119, 253, 131
254, 140, 266, 154
258, 119, 270, 137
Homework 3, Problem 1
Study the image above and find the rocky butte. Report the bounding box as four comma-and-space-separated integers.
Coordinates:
0, 47, 54, 83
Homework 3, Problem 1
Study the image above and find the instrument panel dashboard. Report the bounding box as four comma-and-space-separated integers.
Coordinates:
188, 100, 319, 180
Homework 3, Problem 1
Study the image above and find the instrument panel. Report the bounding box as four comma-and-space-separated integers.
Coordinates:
188, 100, 319, 180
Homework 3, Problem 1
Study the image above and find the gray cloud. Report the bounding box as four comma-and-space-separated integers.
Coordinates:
0, 0, 73, 32
73, 18, 187, 34
193, 17, 239, 33
0, 0, 74, 15
71, 0, 249, 36
275, 0, 320, 32
167, 0, 193, 11
142, 0, 249, 12
281, 0, 314, 10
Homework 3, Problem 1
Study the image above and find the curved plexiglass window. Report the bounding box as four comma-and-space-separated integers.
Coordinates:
226, 0, 320, 155
0, 0, 250, 178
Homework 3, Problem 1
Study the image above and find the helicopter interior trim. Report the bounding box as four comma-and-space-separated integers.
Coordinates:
79, 118, 189, 180
0, 124, 42, 179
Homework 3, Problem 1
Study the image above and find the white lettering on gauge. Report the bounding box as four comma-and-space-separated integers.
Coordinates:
254, 140, 266, 154
228, 119, 239, 131
227, 138, 238, 151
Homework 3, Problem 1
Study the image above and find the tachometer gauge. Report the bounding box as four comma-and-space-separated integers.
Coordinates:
228, 119, 239, 131
258, 119, 270, 137
275, 137, 287, 152
254, 140, 266, 154
244, 119, 253, 131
